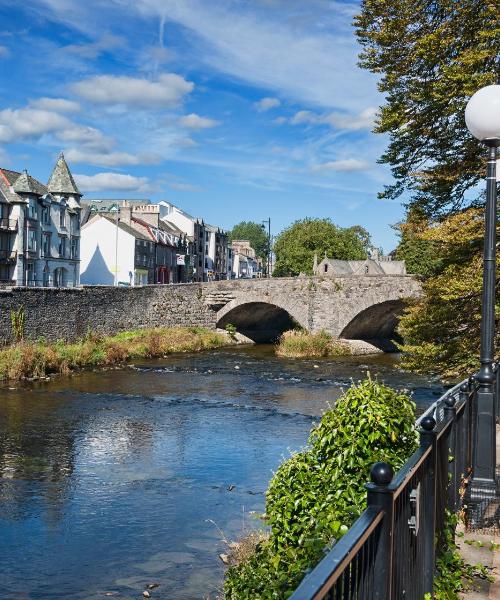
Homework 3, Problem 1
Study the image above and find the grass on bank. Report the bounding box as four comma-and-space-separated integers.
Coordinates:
0, 327, 227, 382
275, 329, 351, 358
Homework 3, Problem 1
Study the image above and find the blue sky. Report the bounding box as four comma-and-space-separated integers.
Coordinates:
0, 0, 404, 250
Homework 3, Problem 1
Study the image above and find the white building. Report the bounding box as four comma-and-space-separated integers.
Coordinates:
0, 154, 82, 287
231, 240, 262, 279
80, 213, 154, 286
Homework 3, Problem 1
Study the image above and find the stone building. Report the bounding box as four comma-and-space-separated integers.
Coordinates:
313, 250, 406, 277
0, 153, 82, 287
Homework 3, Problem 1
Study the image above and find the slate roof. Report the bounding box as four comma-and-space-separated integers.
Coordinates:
47, 153, 81, 195
13, 170, 47, 195
101, 215, 150, 241
0, 168, 47, 203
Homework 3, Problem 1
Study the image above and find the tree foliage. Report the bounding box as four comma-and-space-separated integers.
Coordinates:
273, 218, 368, 277
394, 206, 443, 278
224, 379, 417, 598
229, 221, 269, 261
397, 209, 500, 378
355, 0, 498, 215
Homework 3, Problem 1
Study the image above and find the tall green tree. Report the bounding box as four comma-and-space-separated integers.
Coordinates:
273, 218, 368, 277
397, 209, 500, 378
229, 221, 269, 261
355, 0, 498, 216
394, 206, 443, 278
355, 1, 499, 377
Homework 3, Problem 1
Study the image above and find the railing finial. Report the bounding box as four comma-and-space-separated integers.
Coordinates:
370, 461, 393, 485
420, 415, 436, 431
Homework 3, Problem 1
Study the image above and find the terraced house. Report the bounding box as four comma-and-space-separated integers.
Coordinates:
0, 153, 82, 287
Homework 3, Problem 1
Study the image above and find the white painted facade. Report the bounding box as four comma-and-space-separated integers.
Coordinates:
80, 216, 136, 286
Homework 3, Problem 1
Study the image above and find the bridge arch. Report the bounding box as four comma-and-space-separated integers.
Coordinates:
339, 299, 406, 351
217, 300, 305, 343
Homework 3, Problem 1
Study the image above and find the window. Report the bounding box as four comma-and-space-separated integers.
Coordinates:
28, 198, 37, 219
70, 237, 78, 259
27, 229, 36, 251
43, 266, 50, 287
324, 264, 328, 273
26, 262, 35, 285
43, 233, 51, 257
42, 206, 50, 225
0, 203, 8, 219
59, 236, 66, 257
0, 233, 9, 251
71, 213, 80, 232
59, 207, 66, 228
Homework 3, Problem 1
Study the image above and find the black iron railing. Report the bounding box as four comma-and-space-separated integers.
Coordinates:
290, 370, 498, 600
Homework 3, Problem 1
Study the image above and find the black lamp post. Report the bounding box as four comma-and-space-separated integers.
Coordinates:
465, 83, 500, 498
261, 218, 271, 277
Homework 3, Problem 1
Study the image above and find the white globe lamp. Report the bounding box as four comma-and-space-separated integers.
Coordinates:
465, 82, 499, 506
465, 84, 500, 143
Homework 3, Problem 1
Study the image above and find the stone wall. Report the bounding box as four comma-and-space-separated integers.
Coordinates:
0, 284, 216, 344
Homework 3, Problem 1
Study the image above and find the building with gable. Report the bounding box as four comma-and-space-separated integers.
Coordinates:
313, 249, 407, 277
80, 200, 188, 285
0, 153, 82, 287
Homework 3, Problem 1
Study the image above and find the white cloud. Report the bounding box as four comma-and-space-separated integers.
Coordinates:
119, 0, 379, 111
312, 159, 371, 172
30, 97, 81, 113
290, 110, 315, 125
289, 107, 378, 130
65, 148, 161, 167
0, 108, 70, 143
323, 107, 378, 130
254, 97, 281, 112
65, 34, 125, 58
168, 181, 201, 192
56, 124, 113, 151
74, 172, 153, 192
178, 113, 220, 130
71, 73, 194, 108
0, 45, 10, 58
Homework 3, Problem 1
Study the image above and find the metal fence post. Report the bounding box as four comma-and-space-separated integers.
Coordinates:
495, 361, 499, 424
419, 415, 437, 596
365, 461, 394, 600
444, 396, 458, 511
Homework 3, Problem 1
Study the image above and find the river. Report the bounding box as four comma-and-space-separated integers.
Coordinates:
0, 345, 443, 599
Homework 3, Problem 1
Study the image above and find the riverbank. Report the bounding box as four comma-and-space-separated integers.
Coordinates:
0, 327, 233, 382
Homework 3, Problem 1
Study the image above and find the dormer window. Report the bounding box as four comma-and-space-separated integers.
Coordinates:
60, 207, 66, 228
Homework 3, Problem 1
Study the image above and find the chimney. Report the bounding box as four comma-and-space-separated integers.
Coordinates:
120, 206, 132, 226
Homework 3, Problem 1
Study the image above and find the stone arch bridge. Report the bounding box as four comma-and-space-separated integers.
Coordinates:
0, 275, 421, 350
205, 275, 421, 350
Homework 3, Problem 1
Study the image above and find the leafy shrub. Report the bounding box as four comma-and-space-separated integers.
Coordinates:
10, 305, 25, 342
225, 323, 238, 340
276, 330, 351, 358
224, 378, 417, 599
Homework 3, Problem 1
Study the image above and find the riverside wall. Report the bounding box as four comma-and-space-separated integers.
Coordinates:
0, 284, 216, 344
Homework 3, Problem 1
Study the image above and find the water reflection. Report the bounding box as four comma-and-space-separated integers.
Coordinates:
0, 346, 442, 599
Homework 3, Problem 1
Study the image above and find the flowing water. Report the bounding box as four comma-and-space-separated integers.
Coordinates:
0, 345, 443, 599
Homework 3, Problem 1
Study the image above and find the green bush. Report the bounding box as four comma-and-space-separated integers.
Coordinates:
224, 378, 417, 599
